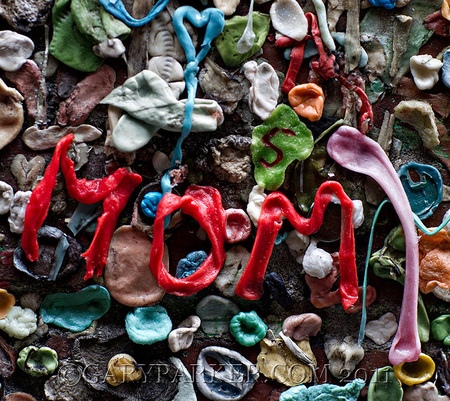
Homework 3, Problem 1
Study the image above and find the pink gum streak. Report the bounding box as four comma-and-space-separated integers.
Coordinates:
327, 125, 420, 365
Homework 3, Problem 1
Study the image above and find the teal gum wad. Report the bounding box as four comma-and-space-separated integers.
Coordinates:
125, 305, 172, 345
40, 285, 111, 331
398, 162, 443, 220
431, 315, 450, 345
280, 378, 365, 401
251, 104, 314, 191
50, 0, 130, 71
214, 12, 270, 67
18, 346, 59, 377
229, 311, 267, 346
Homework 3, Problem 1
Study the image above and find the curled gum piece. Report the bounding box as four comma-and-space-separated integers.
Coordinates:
393, 353, 436, 386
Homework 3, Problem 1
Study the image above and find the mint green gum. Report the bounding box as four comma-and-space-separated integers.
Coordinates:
229, 311, 267, 347
252, 105, 314, 191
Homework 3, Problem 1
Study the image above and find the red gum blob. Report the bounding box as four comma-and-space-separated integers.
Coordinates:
305, 265, 342, 308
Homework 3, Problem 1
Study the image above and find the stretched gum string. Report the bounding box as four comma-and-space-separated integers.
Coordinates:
358, 199, 390, 346
98, 0, 169, 27
150, 181, 359, 310
161, 7, 225, 194
21, 134, 142, 279
328, 125, 421, 365
22, 134, 75, 262
234, 180, 359, 310
149, 186, 227, 296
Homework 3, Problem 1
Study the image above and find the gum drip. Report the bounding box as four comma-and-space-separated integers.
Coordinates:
327, 125, 421, 365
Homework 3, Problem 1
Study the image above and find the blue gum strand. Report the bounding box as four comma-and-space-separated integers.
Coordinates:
358, 199, 450, 345
99, 0, 169, 27
161, 6, 225, 194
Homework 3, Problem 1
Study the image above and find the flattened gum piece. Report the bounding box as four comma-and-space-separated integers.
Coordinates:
105, 225, 168, 307
282, 313, 322, 340
419, 229, 450, 293
5, 60, 45, 121
288, 84, 325, 122
305, 265, 342, 308
57, 64, 116, 126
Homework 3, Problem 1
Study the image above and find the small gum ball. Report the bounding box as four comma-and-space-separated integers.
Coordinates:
288, 83, 325, 122
282, 313, 322, 340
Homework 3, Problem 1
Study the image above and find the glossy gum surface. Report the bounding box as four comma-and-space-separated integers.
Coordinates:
328, 125, 420, 365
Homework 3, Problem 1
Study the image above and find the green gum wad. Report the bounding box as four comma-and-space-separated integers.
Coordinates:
40, 285, 111, 331
368, 366, 403, 401
252, 104, 314, 191
50, 0, 129, 71
431, 315, 450, 345
18, 346, 59, 377
214, 12, 270, 67
229, 311, 267, 347
370, 225, 430, 342
50, 0, 104, 71
71, 0, 130, 43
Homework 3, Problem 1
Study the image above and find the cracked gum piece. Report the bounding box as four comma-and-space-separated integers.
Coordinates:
40, 285, 111, 331
251, 104, 314, 191
214, 12, 270, 67
289, 84, 325, 122
105, 353, 142, 386
418, 229, 450, 293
